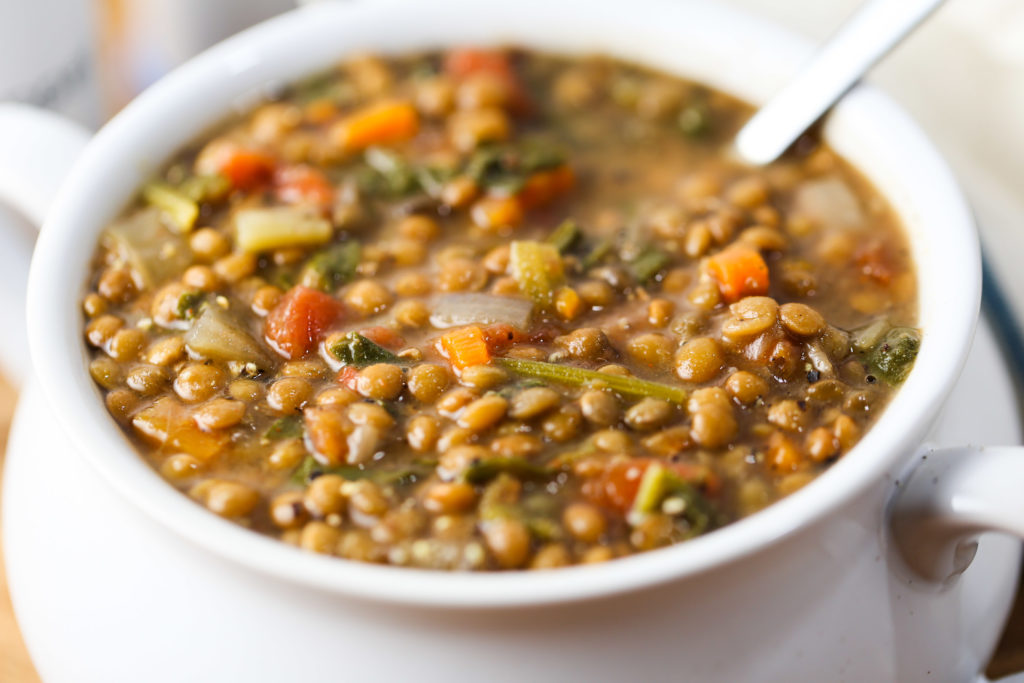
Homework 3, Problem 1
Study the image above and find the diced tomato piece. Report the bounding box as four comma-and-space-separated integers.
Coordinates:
582, 458, 653, 514
443, 48, 531, 114
337, 365, 360, 391
444, 49, 514, 80
358, 326, 405, 350
855, 241, 894, 285
265, 286, 345, 359
582, 458, 720, 514
517, 165, 575, 210
196, 140, 276, 192
670, 462, 722, 497
481, 323, 528, 355
275, 164, 334, 209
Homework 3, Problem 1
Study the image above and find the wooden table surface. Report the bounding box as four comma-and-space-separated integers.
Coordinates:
0, 373, 1021, 682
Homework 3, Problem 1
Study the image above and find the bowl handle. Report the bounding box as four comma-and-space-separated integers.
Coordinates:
0, 104, 91, 386
891, 446, 1024, 583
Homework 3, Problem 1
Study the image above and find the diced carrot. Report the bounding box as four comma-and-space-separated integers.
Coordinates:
337, 365, 359, 391
275, 164, 334, 209
265, 285, 345, 359
517, 164, 575, 210
439, 326, 491, 371
331, 99, 419, 152
132, 397, 228, 461
358, 326, 405, 350
705, 244, 770, 302
470, 195, 523, 231
196, 139, 276, 191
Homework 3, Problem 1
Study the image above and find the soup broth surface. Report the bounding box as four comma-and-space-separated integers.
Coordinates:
83, 50, 918, 570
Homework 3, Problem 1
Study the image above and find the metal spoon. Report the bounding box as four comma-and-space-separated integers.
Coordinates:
734, 0, 947, 166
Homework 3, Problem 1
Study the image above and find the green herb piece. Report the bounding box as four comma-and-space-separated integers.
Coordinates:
525, 517, 564, 542
293, 73, 358, 105
415, 165, 456, 197
678, 103, 711, 138
496, 357, 688, 404
328, 331, 400, 366
464, 146, 524, 193
632, 463, 714, 535
179, 173, 231, 203
628, 245, 670, 283
509, 240, 565, 307
582, 238, 613, 269
868, 327, 920, 385
290, 455, 433, 486
462, 457, 554, 485
519, 143, 566, 174
175, 290, 204, 320
263, 416, 302, 444
361, 147, 419, 196
546, 219, 581, 253
464, 143, 567, 194
143, 182, 199, 233
299, 242, 361, 291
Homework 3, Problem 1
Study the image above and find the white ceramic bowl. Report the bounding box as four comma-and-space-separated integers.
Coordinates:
2, 1, 1023, 680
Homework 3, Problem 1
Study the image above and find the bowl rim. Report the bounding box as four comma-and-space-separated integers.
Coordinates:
25, 0, 979, 608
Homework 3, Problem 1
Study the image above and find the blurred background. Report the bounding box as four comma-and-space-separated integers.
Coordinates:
1, 0, 1022, 680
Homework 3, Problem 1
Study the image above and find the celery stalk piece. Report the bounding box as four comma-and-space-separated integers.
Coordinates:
462, 457, 553, 485
509, 240, 565, 307
546, 219, 581, 253
496, 357, 687, 404
235, 207, 332, 252
143, 182, 199, 233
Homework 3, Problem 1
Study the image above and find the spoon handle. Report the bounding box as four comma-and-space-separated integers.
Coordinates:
734, 0, 947, 165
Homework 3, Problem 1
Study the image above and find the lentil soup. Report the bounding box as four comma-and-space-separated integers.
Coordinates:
83, 50, 918, 571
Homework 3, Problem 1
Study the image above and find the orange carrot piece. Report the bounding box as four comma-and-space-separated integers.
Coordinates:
706, 244, 770, 302
470, 195, 524, 231
331, 99, 419, 152
439, 326, 491, 371
517, 164, 575, 210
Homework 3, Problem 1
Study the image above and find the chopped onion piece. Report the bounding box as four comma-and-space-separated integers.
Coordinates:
806, 341, 834, 376
430, 293, 533, 329
793, 178, 864, 230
